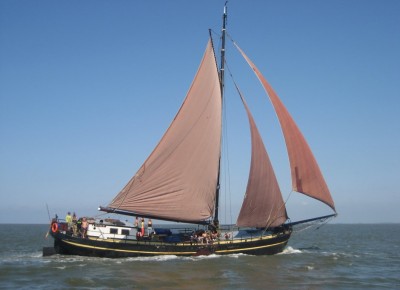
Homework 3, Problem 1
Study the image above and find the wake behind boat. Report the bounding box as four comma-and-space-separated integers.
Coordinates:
46, 4, 336, 258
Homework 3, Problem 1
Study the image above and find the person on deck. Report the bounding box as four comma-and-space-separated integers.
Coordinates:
65, 212, 72, 230
81, 217, 88, 238
147, 219, 153, 236
141, 218, 145, 236
72, 212, 78, 236
77, 217, 82, 234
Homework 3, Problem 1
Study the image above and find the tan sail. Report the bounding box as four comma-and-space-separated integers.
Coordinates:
235, 43, 336, 212
236, 89, 288, 228
108, 40, 222, 223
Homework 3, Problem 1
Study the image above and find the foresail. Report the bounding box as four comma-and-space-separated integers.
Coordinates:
235, 43, 336, 212
236, 89, 288, 228
107, 40, 222, 223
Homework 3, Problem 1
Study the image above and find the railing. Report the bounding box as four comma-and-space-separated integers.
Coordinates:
55, 218, 287, 246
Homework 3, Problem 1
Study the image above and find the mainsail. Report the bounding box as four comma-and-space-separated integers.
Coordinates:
107, 40, 222, 223
235, 43, 336, 212
236, 88, 288, 228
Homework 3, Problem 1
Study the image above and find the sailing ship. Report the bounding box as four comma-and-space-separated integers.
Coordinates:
46, 5, 336, 258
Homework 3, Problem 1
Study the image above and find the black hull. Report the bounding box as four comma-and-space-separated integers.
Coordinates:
50, 231, 291, 258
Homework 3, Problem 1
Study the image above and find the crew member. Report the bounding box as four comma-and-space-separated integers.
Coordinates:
65, 212, 72, 230
141, 218, 145, 236
147, 219, 153, 236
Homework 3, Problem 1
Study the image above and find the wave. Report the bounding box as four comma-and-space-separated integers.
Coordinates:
121, 253, 248, 263
125, 255, 179, 262
0, 250, 48, 265
278, 246, 302, 255
183, 252, 248, 261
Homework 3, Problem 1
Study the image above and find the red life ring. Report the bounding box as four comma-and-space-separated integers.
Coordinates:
51, 223, 58, 233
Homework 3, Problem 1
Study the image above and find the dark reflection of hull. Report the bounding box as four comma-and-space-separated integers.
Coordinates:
50, 231, 291, 258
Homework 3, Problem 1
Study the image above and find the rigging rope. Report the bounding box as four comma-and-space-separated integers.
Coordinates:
291, 215, 335, 234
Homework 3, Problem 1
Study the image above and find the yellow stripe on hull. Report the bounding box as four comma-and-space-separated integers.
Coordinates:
63, 239, 197, 255
61, 237, 288, 256
215, 240, 288, 254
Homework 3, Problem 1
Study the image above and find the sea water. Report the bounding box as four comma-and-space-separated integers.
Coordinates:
0, 224, 399, 289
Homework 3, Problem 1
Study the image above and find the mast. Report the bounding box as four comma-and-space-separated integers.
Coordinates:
213, 2, 227, 228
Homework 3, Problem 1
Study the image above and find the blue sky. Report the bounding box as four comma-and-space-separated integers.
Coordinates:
1, 0, 399, 224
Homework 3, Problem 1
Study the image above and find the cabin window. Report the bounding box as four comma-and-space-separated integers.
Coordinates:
110, 228, 118, 234
121, 229, 130, 236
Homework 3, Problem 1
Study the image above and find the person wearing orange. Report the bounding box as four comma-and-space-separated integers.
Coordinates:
141, 218, 145, 236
